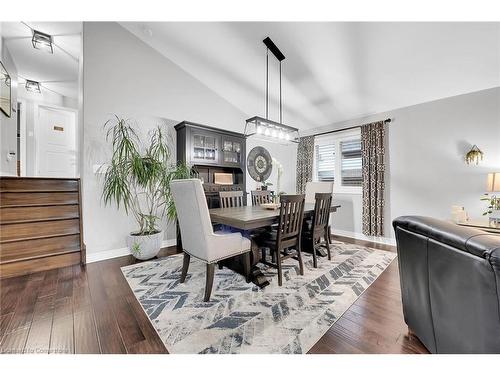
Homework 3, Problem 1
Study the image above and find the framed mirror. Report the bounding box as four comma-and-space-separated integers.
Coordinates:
0, 61, 12, 118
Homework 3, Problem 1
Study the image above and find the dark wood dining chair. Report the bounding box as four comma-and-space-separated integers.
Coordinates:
302, 193, 332, 268
219, 191, 244, 208
255, 194, 305, 286
251, 190, 273, 206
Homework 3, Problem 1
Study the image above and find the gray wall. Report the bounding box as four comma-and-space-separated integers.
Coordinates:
1, 42, 18, 175
82, 22, 250, 256
305, 87, 500, 239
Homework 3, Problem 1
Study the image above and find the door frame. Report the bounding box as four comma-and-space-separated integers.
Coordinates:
35, 103, 79, 177
17, 99, 27, 177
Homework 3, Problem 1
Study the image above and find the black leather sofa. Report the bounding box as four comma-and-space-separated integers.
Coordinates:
393, 216, 500, 353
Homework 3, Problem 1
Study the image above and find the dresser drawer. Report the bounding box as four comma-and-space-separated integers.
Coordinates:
0, 234, 81, 263
0, 204, 80, 223
0, 192, 79, 207
0, 218, 80, 242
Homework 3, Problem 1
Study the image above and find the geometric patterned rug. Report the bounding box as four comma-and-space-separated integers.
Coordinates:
121, 241, 396, 354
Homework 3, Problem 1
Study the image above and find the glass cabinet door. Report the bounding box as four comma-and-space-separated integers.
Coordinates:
190, 131, 219, 164
204, 136, 217, 161
222, 136, 242, 165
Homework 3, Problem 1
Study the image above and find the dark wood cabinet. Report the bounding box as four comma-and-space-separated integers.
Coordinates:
175, 121, 246, 208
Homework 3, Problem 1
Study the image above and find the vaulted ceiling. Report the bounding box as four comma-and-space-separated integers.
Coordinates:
121, 22, 500, 130
1, 22, 81, 99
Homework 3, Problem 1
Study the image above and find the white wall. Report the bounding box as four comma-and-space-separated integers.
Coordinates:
1, 43, 18, 175
245, 137, 297, 195
82, 22, 252, 258
304, 87, 500, 240
18, 89, 78, 176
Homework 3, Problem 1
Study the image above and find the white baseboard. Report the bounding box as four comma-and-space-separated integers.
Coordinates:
333, 229, 396, 246
85, 239, 177, 264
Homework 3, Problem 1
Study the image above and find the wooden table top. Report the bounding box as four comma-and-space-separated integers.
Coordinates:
209, 203, 341, 230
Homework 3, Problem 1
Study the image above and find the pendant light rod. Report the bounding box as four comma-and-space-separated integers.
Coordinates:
279, 61, 282, 123
266, 48, 269, 119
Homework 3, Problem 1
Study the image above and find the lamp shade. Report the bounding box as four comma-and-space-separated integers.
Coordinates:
487, 172, 500, 192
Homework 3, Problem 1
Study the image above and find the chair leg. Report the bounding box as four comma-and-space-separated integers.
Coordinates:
261, 247, 267, 262
297, 240, 304, 276
325, 228, 332, 261
204, 263, 216, 302
180, 253, 190, 283
243, 252, 251, 283
276, 249, 283, 286
271, 248, 276, 264
311, 237, 318, 268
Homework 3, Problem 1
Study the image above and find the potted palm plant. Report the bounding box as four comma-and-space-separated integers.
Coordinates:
101, 116, 195, 260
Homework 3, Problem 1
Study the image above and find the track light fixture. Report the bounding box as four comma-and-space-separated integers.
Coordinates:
25, 79, 41, 94
32, 29, 54, 54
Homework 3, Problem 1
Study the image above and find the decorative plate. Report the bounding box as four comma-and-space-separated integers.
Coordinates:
247, 146, 273, 182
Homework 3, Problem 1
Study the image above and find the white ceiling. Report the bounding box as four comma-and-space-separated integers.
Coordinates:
121, 22, 500, 130
1, 22, 81, 99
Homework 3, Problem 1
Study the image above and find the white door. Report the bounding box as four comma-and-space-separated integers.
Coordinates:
37, 106, 77, 177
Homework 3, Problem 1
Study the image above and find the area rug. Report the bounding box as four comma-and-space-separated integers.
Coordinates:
121, 241, 396, 354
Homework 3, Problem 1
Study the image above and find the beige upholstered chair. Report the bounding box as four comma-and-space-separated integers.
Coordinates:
170, 179, 251, 301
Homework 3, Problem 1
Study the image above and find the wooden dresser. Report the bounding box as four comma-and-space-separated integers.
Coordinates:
0, 177, 85, 278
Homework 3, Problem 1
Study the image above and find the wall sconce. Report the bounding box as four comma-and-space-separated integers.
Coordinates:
32, 29, 54, 54
465, 144, 483, 165
25, 80, 41, 94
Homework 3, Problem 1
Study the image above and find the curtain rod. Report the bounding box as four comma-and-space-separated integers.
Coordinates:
312, 118, 392, 138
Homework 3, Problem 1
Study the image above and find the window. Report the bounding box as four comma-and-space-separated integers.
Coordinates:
340, 139, 362, 187
313, 129, 362, 193
315, 143, 335, 182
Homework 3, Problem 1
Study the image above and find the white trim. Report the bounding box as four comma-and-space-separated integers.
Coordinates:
17, 100, 27, 177
313, 128, 363, 195
333, 229, 396, 246
85, 239, 177, 264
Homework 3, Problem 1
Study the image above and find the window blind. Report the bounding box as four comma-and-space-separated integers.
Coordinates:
341, 139, 362, 186
315, 144, 335, 182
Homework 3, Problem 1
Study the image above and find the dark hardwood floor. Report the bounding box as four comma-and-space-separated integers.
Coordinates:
0, 236, 429, 354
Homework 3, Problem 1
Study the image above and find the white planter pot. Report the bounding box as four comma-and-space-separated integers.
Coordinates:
126, 231, 163, 260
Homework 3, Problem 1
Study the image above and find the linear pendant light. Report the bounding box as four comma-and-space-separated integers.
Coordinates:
244, 37, 299, 144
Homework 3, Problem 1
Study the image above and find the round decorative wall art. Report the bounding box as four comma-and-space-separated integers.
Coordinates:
247, 146, 273, 182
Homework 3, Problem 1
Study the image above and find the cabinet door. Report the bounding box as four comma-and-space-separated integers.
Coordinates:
221, 136, 243, 166
190, 130, 219, 164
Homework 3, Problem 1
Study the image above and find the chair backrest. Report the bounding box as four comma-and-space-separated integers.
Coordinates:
305, 181, 334, 204
277, 194, 305, 241
251, 190, 272, 206
312, 193, 332, 231
170, 179, 213, 261
219, 191, 244, 208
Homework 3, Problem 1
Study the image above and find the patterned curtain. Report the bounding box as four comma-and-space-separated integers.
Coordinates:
361, 121, 386, 236
296, 136, 315, 193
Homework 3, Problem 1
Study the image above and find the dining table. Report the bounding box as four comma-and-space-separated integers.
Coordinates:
209, 203, 341, 287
